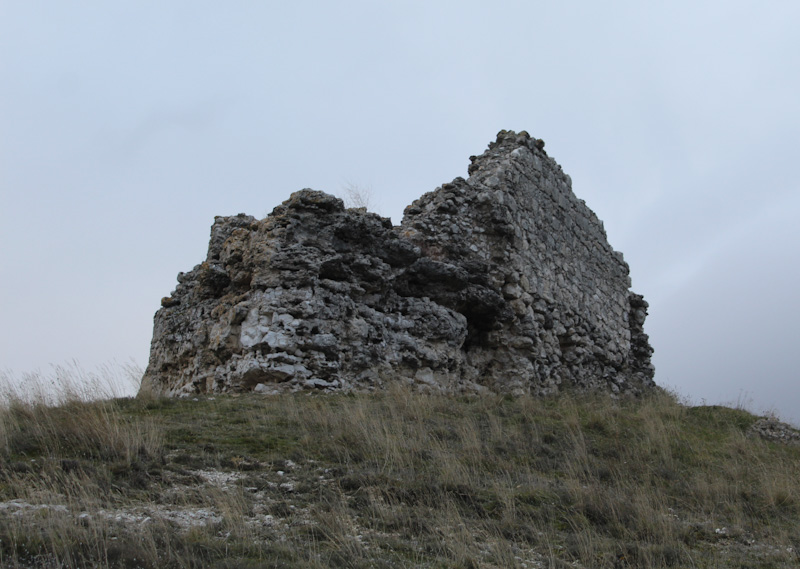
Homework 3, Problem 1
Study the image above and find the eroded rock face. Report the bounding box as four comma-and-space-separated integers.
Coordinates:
140, 130, 655, 396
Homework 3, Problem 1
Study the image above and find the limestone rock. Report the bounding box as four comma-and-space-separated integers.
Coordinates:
140, 130, 655, 397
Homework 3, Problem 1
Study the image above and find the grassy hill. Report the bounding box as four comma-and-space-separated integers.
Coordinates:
1, 381, 799, 568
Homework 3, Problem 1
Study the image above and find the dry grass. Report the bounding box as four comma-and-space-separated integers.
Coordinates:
1, 371, 799, 568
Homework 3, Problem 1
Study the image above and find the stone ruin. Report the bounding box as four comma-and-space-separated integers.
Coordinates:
140, 130, 655, 397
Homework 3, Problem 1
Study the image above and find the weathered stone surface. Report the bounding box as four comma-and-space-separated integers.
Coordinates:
140, 130, 655, 397
749, 418, 800, 446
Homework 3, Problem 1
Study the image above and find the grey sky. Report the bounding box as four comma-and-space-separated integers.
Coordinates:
2, 1, 798, 422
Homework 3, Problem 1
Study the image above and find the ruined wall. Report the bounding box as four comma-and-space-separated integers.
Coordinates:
140, 130, 654, 397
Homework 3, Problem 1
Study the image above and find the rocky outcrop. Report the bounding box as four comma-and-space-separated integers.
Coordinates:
140, 130, 655, 397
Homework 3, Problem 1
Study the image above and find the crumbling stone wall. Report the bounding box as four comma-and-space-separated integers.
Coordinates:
140, 130, 654, 397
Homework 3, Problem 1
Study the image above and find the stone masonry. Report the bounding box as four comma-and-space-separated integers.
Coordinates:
140, 130, 655, 397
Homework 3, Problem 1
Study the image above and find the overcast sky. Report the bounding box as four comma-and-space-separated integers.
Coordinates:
2, 1, 798, 423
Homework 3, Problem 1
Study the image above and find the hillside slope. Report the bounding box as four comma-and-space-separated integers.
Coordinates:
1, 388, 798, 568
